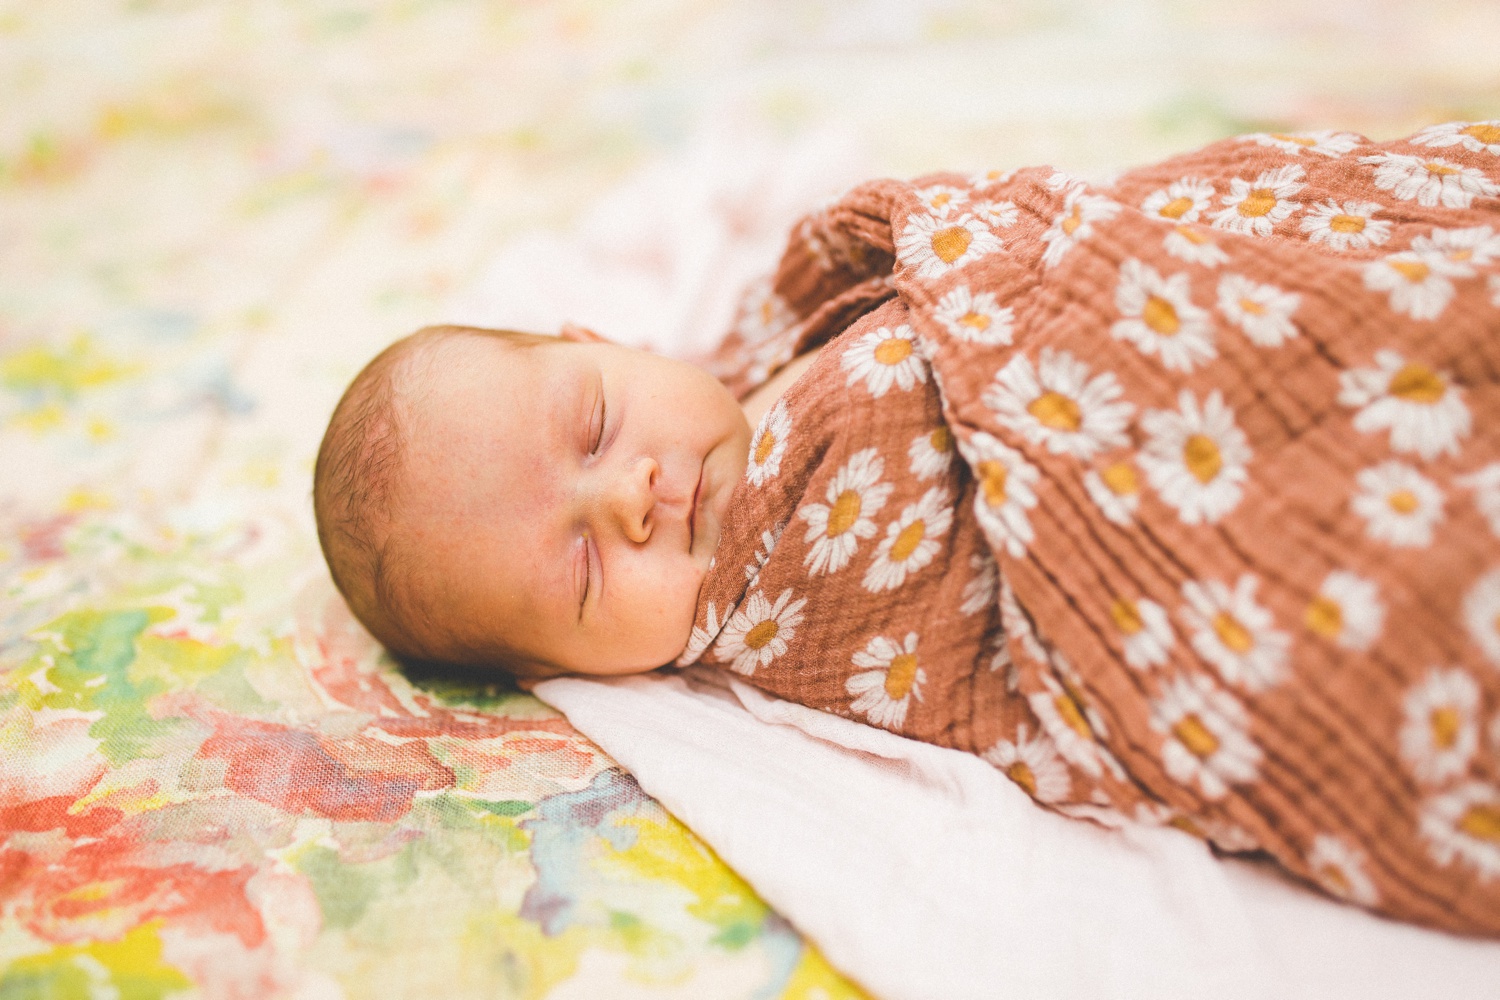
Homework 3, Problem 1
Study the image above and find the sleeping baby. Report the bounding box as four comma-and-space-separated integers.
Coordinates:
316, 122, 1500, 938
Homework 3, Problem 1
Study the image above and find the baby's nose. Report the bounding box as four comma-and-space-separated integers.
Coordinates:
608, 457, 657, 543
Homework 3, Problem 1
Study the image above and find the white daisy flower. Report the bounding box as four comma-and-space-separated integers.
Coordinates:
738, 333, 796, 388
1351, 461, 1444, 548
1041, 188, 1121, 268
1462, 567, 1500, 667
1303, 570, 1385, 652
1150, 673, 1262, 800
1306, 835, 1380, 907
841, 324, 929, 398
863, 486, 953, 593
1246, 130, 1363, 157
1363, 251, 1457, 321
713, 587, 807, 676
1083, 458, 1143, 527
960, 552, 998, 617
1421, 781, 1500, 880
1458, 464, 1500, 537
1109, 596, 1174, 670
1028, 673, 1111, 778
960, 432, 1040, 558
908, 425, 956, 480
1299, 199, 1392, 251
983, 724, 1072, 803
1141, 178, 1216, 223
676, 602, 722, 666
896, 211, 1003, 279
1361, 151, 1500, 209
932, 285, 1015, 346
971, 199, 1019, 229
846, 632, 926, 730
1413, 120, 1500, 157
1180, 574, 1290, 691
1138, 389, 1252, 525
745, 400, 791, 487
798, 448, 894, 576
915, 184, 968, 218
1000, 578, 1048, 665
1400, 667, 1481, 785
1110, 258, 1216, 372
988, 628, 1016, 687
1217, 273, 1301, 347
1337, 349, 1471, 459
732, 276, 798, 345
1210, 164, 1306, 237
983, 348, 1135, 462
970, 167, 1017, 189
1164, 225, 1230, 267
744, 524, 783, 582
1411, 225, 1500, 273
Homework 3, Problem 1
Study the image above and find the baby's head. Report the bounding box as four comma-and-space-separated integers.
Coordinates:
314, 324, 750, 679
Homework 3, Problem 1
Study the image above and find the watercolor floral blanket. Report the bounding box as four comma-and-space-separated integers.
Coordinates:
684, 123, 1500, 937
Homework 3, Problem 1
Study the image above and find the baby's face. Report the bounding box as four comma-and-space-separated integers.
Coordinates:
396, 333, 750, 675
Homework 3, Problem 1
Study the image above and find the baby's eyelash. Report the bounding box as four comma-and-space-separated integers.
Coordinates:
591, 377, 606, 454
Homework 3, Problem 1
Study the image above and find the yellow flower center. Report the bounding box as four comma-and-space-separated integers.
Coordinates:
889, 520, 928, 562
1061, 204, 1084, 236
1238, 188, 1277, 218
1158, 196, 1194, 219
1110, 598, 1144, 635
1238, 297, 1267, 316
758, 300, 776, 325
978, 460, 1008, 506
1458, 804, 1500, 843
754, 430, 777, 465
1389, 259, 1430, 284
1388, 362, 1446, 403
1387, 489, 1419, 514
1463, 123, 1500, 144
873, 336, 913, 366
884, 652, 919, 700
1430, 706, 1462, 749
1174, 225, 1209, 245
1272, 133, 1317, 147
745, 619, 779, 650
1304, 596, 1343, 638
1142, 295, 1180, 335
930, 192, 954, 210
1100, 461, 1138, 496
1055, 692, 1092, 739
959, 310, 991, 332
929, 426, 953, 453
1173, 713, 1221, 759
1027, 390, 1082, 431
827, 489, 862, 537
1007, 761, 1037, 795
1183, 433, 1223, 484
1424, 161, 1459, 176
1212, 611, 1255, 654
931, 226, 973, 264
1318, 864, 1352, 895
1329, 213, 1366, 234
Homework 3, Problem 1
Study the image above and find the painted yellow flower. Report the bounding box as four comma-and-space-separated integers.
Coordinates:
732, 276, 797, 345
1306, 835, 1380, 906
1138, 389, 1252, 525
1411, 225, 1500, 273
862, 486, 952, 593
1303, 570, 1384, 652
713, 587, 807, 676
907, 424, 956, 481
1110, 258, 1215, 372
846, 632, 926, 730
1041, 174, 1121, 268
1028, 672, 1116, 779
745, 399, 791, 487
1245, 130, 1362, 157
983, 348, 1134, 462
1400, 667, 1480, 785
959, 431, 1039, 558
1150, 673, 1262, 800
932, 285, 1015, 347
798, 447, 894, 576
983, 724, 1072, 803
1109, 595, 1174, 670
1421, 781, 1500, 881
1351, 461, 1444, 548
1413, 119, 1500, 157
1179, 574, 1290, 691
1163, 224, 1229, 267
676, 602, 723, 666
1141, 177, 1215, 223
1300, 199, 1392, 251
1363, 250, 1458, 321
1216, 273, 1301, 347
1210, 164, 1305, 237
1338, 349, 1471, 460
960, 552, 998, 617
895, 211, 1002, 279
841, 324, 929, 398
1362, 151, 1500, 209
915, 184, 968, 218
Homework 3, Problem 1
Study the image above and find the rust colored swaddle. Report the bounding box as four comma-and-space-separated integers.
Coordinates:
682, 123, 1500, 936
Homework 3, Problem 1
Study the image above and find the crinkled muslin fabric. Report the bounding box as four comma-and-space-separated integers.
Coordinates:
680, 123, 1500, 937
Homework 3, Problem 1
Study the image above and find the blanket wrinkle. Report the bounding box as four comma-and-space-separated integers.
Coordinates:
680, 122, 1500, 937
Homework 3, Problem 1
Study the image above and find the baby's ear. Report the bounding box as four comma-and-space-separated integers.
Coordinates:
559, 322, 608, 344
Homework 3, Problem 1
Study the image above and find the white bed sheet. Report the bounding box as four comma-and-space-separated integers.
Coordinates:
535, 668, 1500, 1000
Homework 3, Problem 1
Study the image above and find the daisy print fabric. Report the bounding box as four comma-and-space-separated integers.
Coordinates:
691, 122, 1500, 937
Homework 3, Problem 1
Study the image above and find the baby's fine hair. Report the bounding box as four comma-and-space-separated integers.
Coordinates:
313, 324, 554, 663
